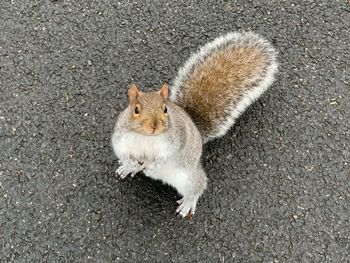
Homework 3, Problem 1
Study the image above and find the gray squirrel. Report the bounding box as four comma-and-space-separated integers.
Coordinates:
111, 32, 278, 219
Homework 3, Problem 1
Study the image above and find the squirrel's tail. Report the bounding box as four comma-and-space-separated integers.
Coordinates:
170, 32, 278, 143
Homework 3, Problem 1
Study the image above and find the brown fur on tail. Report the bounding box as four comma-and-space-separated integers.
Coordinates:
170, 32, 278, 142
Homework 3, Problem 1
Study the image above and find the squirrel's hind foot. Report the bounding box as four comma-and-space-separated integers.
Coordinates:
175, 197, 197, 219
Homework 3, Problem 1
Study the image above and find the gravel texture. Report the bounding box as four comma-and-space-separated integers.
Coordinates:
0, 0, 349, 262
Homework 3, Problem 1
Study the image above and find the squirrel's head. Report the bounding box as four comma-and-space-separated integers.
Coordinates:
127, 83, 169, 136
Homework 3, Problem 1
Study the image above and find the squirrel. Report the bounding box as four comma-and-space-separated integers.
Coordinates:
111, 32, 278, 219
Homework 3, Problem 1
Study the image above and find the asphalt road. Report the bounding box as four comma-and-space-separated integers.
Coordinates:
1, 1, 349, 262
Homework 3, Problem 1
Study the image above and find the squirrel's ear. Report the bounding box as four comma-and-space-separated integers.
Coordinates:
159, 83, 169, 100
128, 83, 139, 105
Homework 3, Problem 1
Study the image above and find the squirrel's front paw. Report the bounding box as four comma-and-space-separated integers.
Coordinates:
116, 160, 144, 179
116, 164, 131, 179
175, 197, 197, 219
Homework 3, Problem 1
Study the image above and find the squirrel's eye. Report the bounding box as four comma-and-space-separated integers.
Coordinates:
164, 106, 167, 114
134, 106, 140, 114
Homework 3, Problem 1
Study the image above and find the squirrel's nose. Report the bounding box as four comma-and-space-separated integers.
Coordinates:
149, 120, 158, 130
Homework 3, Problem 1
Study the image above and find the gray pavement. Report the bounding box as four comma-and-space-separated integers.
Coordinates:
0, 0, 349, 262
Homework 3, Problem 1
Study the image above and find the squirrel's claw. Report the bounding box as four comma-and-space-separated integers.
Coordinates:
116, 161, 145, 179
176, 197, 184, 205
187, 210, 193, 221
116, 165, 129, 179
175, 198, 196, 219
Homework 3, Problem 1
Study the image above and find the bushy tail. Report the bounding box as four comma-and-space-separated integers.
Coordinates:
170, 32, 278, 143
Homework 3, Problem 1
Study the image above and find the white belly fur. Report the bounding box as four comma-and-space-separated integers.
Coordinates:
112, 131, 172, 162
112, 131, 189, 196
